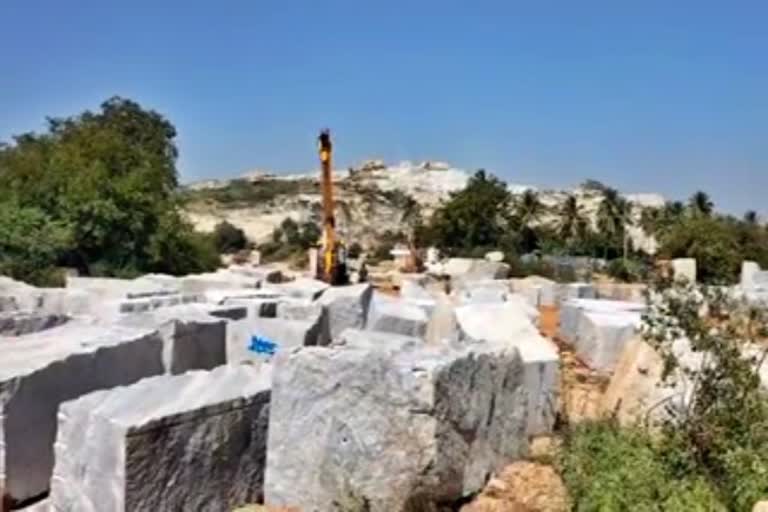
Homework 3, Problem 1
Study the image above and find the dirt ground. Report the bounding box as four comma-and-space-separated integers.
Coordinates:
539, 306, 608, 424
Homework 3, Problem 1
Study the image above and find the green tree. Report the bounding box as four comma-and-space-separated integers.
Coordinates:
659, 215, 741, 283
0, 202, 72, 286
212, 221, 248, 254
0, 97, 218, 280
744, 210, 759, 225
688, 190, 714, 217
427, 170, 512, 255
596, 188, 631, 259
557, 194, 589, 252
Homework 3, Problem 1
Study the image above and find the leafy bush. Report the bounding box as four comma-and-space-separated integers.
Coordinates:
212, 221, 247, 254
259, 217, 321, 263
0, 202, 72, 286
559, 421, 725, 511
347, 242, 363, 260
643, 281, 768, 509
606, 258, 648, 283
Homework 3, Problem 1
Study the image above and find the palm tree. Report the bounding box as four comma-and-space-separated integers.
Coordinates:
597, 188, 632, 259
688, 191, 714, 217
557, 194, 588, 252
744, 210, 759, 225
514, 189, 543, 229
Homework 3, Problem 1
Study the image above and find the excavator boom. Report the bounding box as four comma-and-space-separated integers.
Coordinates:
316, 130, 348, 284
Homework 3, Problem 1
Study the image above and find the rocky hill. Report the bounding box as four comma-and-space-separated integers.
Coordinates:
182, 161, 664, 253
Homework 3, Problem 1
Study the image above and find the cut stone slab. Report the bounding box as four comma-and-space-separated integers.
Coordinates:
366, 294, 429, 339
317, 283, 373, 341
511, 276, 557, 307
227, 310, 327, 364
556, 283, 595, 303
116, 305, 228, 375
272, 278, 329, 301
593, 282, 647, 303
573, 310, 641, 373
454, 279, 512, 305
672, 258, 697, 283
180, 270, 261, 295
558, 299, 645, 345
264, 336, 527, 511
455, 302, 559, 436
0, 312, 68, 336
443, 258, 510, 282
50, 364, 272, 512
0, 323, 164, 505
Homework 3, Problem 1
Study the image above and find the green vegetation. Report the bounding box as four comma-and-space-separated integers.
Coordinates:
0, 97, 219, 285
183, 177, 318, 207
212, 221, 248, 254
560, 281, 768, 510
560, 422, 725, 511
644, 193, 768, 283
259, 218, 321, 264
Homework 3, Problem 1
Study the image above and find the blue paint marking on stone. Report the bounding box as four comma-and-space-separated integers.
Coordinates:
249, 335, 278, 355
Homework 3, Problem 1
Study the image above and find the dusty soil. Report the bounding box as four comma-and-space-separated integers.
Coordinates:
538, 306, 608, 424
460, 461, 570, 512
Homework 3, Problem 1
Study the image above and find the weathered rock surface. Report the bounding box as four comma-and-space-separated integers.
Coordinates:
50, 365, 272, 512
366, 293, 429, 338
317, 283, 373, 341
264, 336, 527, 511
0, 323, 164, 505
455, 302, 559, 436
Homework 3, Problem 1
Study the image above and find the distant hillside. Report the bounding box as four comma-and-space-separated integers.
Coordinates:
181, 161, 664, 253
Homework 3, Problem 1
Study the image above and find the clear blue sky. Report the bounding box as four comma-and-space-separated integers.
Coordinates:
2, 1, 766, 215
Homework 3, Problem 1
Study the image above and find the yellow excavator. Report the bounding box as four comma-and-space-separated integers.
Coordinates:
316, 130, 349, 285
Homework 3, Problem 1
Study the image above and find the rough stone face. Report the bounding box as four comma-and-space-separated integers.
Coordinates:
0, 323, 165, 505
454, 302, 559, 436
265, 337, 527, 511
50, 365, 272, 512
366, 294, 429, 339
317, 283, 373, 341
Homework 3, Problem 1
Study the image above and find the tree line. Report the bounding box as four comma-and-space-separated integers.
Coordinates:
415, 170, 768, 283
